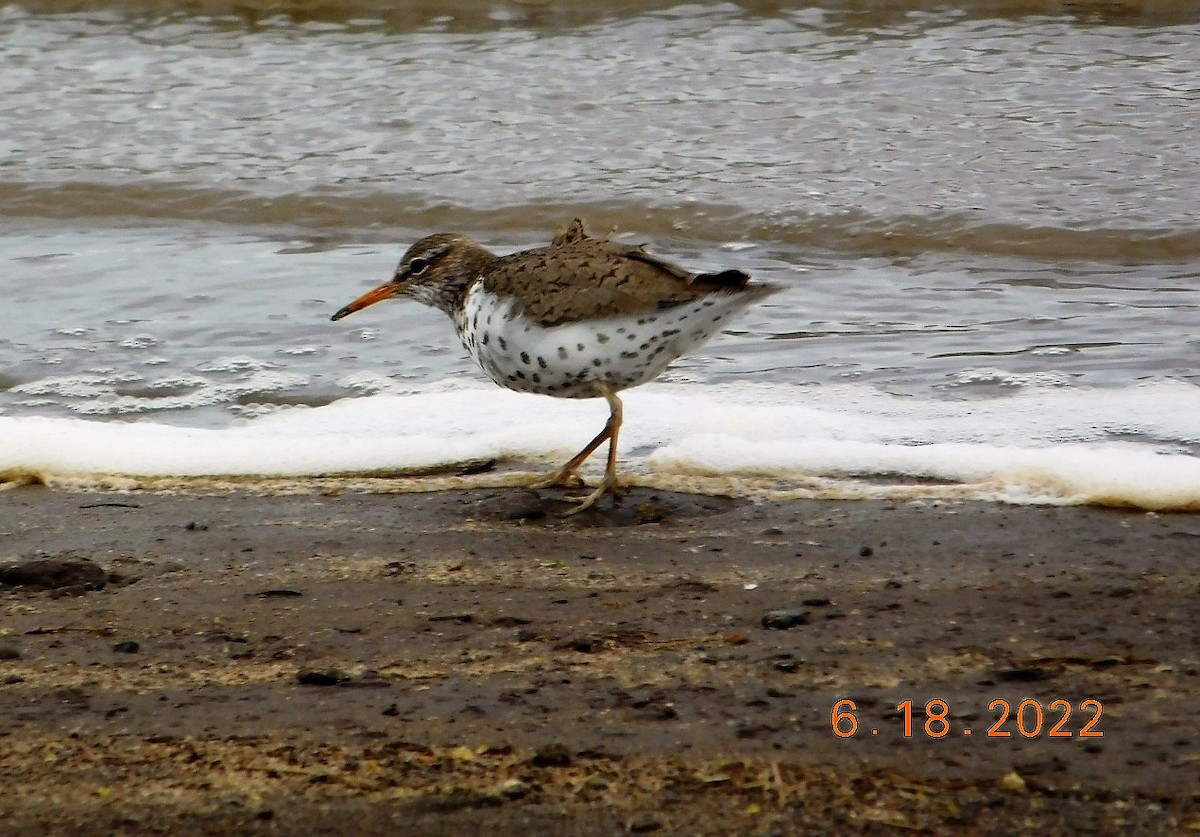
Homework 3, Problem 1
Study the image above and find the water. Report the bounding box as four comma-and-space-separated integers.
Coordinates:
2, 1, 1199, 507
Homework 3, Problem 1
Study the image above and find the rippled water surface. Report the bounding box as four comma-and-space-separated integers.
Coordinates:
2, 0, 1199, 425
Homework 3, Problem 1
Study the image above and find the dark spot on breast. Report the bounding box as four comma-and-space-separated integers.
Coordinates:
596, 333, 610, 343
537, 356, 548, 369
482, 333, 490, 345
521, 351, 531, 365
621, 351, 639, 359
498, 337, 508, 351
532, 373, 541, 384
558, 346, 569, 359
591, 359, 602, 367
576, 343, 586, 352
515, 370, 526, 380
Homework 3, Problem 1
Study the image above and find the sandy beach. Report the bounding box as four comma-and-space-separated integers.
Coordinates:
0, 483, 1196, 834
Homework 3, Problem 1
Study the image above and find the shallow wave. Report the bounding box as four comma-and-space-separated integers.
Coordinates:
6, 181, 1199, 263
6, 0, 1196, 28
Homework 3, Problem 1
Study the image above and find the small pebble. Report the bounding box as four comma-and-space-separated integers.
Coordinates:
761, 610, 809, 630
255, 589, 303, 598
495, 778, 531, 800
112, 641, 140, 654
531, 742, 572, 767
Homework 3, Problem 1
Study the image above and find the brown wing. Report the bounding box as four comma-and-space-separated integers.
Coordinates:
484, 231, 752, 328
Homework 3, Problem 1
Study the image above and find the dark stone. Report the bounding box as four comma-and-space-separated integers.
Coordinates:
0, 646, 20, 661
761, 610, 809, 630
801, 597, 832, 607
859, 545, 874, 557
994, 666, 1051, 682
112, 641, 140, 654
406, 790, 502, 813
559, 635, 600, 653
491, 615, 532, 627
632, 501, 671, 524
627, 813, 665, 833
471, 490, 546, 521
255, 589, 303, 598
296, 669, 347, 686
0, 557, 106, 590
531, 742, 572, 767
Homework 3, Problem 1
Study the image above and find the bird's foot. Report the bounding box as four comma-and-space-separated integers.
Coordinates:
528, 469, 585, 490
561, 476, 624, 516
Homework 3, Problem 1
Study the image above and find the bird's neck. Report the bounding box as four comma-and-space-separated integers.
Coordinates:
418, 245, 497, 318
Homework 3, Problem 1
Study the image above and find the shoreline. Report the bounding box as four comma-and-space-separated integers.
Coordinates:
1, 484, 1196, 834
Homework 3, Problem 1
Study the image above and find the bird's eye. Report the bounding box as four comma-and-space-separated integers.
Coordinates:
408, 257, 429, 276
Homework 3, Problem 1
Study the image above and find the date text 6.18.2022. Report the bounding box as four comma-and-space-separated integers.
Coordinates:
831, 698, 1103, 739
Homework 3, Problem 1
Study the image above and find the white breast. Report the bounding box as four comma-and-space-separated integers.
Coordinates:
454, 283, 757, 399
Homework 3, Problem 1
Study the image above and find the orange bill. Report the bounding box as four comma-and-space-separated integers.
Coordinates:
331, 281, 400, 321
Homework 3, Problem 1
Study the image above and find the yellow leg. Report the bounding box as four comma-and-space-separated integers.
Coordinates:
527, 383, 625, 513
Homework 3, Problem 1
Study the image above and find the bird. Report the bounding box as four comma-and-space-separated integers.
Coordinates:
331, 219, 776, 513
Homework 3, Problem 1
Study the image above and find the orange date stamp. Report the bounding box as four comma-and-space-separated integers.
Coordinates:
831, 698, 1104, 739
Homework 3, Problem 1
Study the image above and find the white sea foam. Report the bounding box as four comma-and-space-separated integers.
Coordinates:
1, 380, 1198, 509
9, 370, 309, 416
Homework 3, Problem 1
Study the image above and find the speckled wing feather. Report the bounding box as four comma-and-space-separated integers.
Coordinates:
484, 224, 759, 328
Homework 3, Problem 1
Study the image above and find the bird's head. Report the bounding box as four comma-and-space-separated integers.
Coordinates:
331, 233, 493, 321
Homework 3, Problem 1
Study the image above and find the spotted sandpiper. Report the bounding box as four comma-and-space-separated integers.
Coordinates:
332, 219, 776, 513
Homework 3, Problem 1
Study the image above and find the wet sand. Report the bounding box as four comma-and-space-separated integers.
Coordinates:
0, 484, 1197, 835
